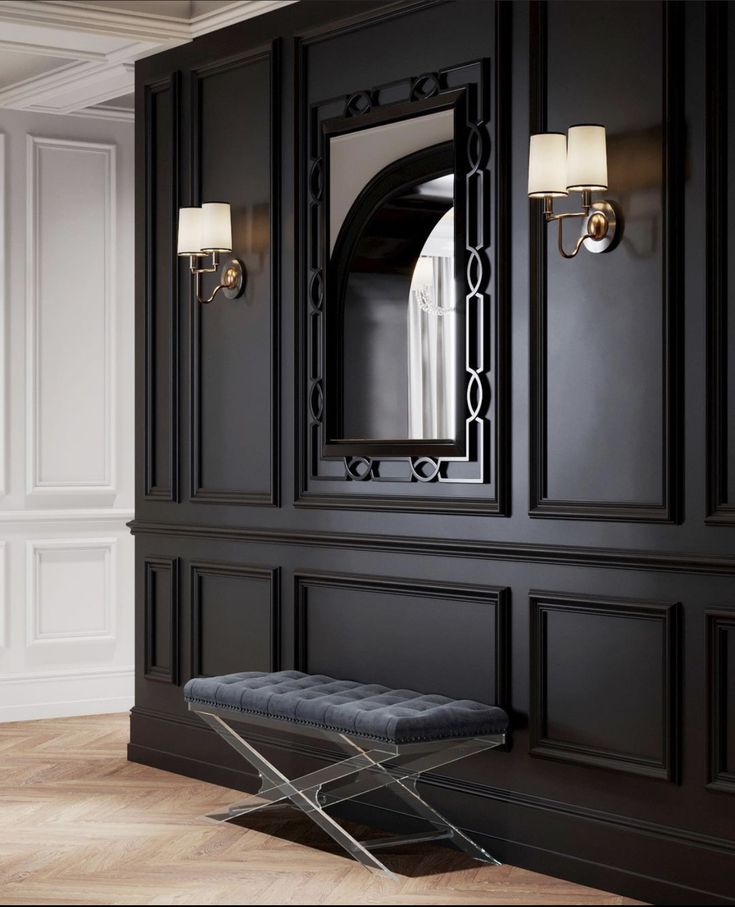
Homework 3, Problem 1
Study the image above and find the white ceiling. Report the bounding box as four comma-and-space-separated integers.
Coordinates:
0, 0, 296, 121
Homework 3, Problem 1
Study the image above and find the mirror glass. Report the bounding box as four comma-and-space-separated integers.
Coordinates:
327, 108, 463, 447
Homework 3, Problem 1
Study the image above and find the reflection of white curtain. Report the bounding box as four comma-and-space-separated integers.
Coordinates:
407, 255, 457, 438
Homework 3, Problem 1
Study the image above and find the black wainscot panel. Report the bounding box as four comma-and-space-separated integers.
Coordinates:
530, 592, 679, 781
294, 571, 508, 705
191, 562, 280, 677
143, 556, 180, 684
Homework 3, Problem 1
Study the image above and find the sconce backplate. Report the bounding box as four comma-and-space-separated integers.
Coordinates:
581, 200, 619, 254
221, 258, 245, 299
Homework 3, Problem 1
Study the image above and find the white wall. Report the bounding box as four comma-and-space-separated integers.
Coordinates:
0, 108, 133, 721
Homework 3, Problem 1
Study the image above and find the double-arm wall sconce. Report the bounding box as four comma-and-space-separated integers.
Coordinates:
177, 203, 245, 303
528, 124, 622, 259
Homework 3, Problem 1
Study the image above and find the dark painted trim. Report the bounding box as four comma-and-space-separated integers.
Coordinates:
707, 609, 735, 793
293, 570, 509, 707
296, 33, 509, 515
189, 45, 280, 507
129, 518, 735, 577
705, 2, 735, 525
528, 0, 684, 523
143, 74, 180, 502
530, 591, 679, 781
190, 562, 281, 677
143, 556, 180, 684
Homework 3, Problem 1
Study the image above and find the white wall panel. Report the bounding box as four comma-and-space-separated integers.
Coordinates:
0, 133, 7, 499
27, 538, 116, 644
26, 135, 116, 495
0, 107, 133, 721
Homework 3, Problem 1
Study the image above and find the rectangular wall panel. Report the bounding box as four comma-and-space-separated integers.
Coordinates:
191, 563, 279, 677
530, 592, 679, 780
143, 556, 179, 684
295, 572, 508, 705
26, 136, 116, 496
529, 1, 683, 521
26, 539, 116, 644
190, 50, 278, 505
707, 610, 735, 793
143, 76, 179, 501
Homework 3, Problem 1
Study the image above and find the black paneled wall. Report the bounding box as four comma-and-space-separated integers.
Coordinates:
130, 2, 735, 903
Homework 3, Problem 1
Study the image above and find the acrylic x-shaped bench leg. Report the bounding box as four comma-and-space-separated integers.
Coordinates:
195, 709, 503, 879
195, 710, 400, 878
328, 734, 501, 867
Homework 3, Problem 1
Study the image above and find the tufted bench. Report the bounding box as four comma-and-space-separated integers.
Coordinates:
185, 670, 509, 879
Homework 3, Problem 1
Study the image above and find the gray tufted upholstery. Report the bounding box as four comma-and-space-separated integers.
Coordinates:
184, 670, 509, 744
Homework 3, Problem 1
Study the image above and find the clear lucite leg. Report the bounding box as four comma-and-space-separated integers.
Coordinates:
336, 734, 502, 866
193, 708, 504, 879
207, 747, 397, 822
195, 711, 399, 879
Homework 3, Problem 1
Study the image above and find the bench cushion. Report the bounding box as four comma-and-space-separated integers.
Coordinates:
184, 670, 508, 744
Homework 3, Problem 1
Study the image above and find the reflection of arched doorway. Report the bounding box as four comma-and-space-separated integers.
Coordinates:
408, 205, 456, 438
329, 144, 458, 441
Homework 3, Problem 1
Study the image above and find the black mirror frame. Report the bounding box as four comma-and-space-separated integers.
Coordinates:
320, 89, 469, 459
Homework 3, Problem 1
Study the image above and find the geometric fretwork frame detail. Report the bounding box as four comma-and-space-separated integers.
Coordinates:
190, 705, 504, 879
297, 23, 510, 516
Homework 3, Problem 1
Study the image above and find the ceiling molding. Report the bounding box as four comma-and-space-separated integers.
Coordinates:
78, 106, 135, 123
0, 0, 298, 118
0, 38, 105, 61
0, 1, 191, 42
190, 0, 296, 38
0, 59, 131, 109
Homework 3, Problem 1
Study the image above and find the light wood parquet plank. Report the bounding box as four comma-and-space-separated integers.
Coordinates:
0, 714, 644, 906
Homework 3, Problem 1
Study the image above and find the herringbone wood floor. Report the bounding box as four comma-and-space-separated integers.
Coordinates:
0, 714, 643, 905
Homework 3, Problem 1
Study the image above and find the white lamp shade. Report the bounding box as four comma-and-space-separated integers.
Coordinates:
177, 207, 203, 255
528, 132, 568, 198
200, 202, 232, 252
566, 124, 608, 191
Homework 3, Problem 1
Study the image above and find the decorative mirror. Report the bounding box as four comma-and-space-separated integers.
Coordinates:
321, 92, 468, 458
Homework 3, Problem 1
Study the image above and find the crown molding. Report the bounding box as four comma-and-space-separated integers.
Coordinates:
0, 1, 191, 42
0, 59, 132, 109
0, 1, 298, 116
190, 0, 297, 38
76, 104, 135, 123
0, 37, 105, 61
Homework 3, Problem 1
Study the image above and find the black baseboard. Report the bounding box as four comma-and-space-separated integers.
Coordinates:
128, 710, 734, 905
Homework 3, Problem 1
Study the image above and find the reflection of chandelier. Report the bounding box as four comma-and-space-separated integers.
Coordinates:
414, 284, 455, 316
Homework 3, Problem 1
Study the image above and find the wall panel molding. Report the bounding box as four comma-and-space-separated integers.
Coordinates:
295, 1, 510, 516
705, 1, 735, 525
190, 561, 280, 677
143, 74, 180, 501
529, 0, 684, 523
143, 555, 179, 684
26, 135, 116, 496
530, 591, 679, 780
189, 46, 279, 507
294, 571, 509, 706
26, 538, 117, 645
129, 518, 735, 578
707, 609, 735, 793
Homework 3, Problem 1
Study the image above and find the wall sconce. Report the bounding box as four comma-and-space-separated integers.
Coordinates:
528, 124, 622, 259
177, 203, 246, 303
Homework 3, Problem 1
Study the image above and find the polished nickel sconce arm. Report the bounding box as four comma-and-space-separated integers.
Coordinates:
543, 190, 619, 259
187, 252, 245, 305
